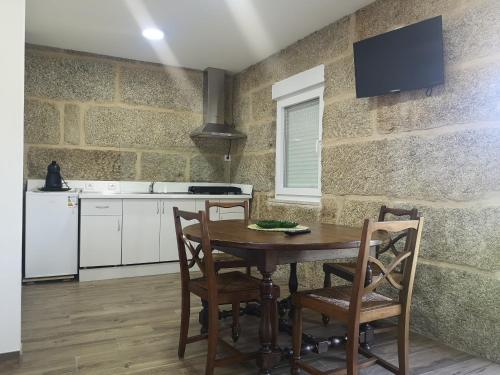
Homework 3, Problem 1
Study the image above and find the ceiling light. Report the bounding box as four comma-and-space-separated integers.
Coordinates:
142, 28, 164, 41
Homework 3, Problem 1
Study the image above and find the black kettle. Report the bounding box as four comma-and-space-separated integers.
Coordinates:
44, 161, 64, 190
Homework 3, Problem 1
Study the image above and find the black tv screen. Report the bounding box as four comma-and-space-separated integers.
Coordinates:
353, 16, 444, 98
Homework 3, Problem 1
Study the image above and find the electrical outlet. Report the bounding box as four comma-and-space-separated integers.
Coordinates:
224, 154, 231, 161
84, 182, 94, 191
107, 183, 118, 191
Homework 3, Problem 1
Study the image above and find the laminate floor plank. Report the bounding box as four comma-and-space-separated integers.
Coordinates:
1, 274, 498, 374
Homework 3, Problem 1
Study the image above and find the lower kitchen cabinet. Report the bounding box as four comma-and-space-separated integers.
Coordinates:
122, 199, 161, 265
160, 199, 196, 261
80, 215, 122, 267
80, 197, 250, 270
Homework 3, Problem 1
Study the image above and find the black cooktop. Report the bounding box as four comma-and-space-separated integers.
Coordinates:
188, 186, 243, 195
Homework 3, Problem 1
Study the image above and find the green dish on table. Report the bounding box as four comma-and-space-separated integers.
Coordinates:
256, 220, 298, 229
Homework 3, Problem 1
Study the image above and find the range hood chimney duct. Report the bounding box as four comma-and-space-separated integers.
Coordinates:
190, 68, 246, 140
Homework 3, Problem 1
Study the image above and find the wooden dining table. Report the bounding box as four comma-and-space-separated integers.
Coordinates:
183, 219, 382, 374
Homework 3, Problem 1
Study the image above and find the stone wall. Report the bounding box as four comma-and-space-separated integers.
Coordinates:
232, 0, 500, 362
24, 45, 230, 182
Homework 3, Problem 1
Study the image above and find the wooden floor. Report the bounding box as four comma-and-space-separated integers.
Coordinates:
1, 274, 498, 375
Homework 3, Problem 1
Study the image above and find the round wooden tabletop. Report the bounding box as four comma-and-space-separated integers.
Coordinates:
183, 220, 382, 251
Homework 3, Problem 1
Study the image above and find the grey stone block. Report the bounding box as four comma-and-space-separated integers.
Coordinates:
243, 122, 276, 152
25, 50, 115, 102
355, 0, 457, 41
338, 199, 388, 227
258, 195, 320, 223
233, 95, 251, 126
322, 138, 390, 197
293, 16, 350, 65
84, 106, 202, 150
27, 147, 136, 180
444, 0, 500, 64
416, 205, 500, 271
323, 98, 374, 140
24, 100, 60, 145
411, 263, 500, 362
251, 86, 275, 121
320, 196, 340, 224
190, 154, 227, 182
323, 128, 500, 201
141, 152, 187, 182
231, 153, 274, 192
119, 65, 203, 113
63, 104, 80, 145
324, 55, 355, 98
377, 64, 500, 133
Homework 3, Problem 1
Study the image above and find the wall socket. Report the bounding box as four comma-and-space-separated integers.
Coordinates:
224, 154, 231, 161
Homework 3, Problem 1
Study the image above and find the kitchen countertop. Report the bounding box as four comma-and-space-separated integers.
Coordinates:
79, 192, 252, 200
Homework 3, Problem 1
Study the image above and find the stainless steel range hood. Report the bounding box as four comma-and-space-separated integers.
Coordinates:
190, 68, 246, 140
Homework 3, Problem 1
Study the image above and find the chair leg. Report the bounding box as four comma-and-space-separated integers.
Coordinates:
346, 321, 360, 375
199, 299, 209, 335
322, 271, 331, 326
291, 304, 303, 375
178, 290, 190, 359
206, 301, 219, 375
231, 302, 241, 343
398, 313, 410, 375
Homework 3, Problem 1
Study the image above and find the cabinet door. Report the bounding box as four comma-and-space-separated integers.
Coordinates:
219, 211, 245, 220
160, 199, 196, 262
219, 200, 246, 219
122, 199, 161, 265
196, 199, 220, 220
80, 216, 122, 267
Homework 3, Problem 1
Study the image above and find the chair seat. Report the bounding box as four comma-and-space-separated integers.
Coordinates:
189, 271, 271, 304
323, 261, 403, 284
294, 286, 401, 324
212, 252, 250, 270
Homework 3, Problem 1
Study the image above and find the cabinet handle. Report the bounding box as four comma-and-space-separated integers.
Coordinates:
162, 201, 165, 214
117, 219, 121, 231
157, 201, 160, 214
95, 205, 110, 209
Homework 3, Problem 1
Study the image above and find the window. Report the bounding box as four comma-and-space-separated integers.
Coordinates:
273, 65, 324, 204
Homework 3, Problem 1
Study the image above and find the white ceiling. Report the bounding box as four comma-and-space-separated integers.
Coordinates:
26, 0, 374, 73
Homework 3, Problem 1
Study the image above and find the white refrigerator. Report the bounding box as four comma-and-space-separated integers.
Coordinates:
25, 191, 79, 279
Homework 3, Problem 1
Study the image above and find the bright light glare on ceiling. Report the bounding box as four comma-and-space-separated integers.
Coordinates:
142, 28, 164, 40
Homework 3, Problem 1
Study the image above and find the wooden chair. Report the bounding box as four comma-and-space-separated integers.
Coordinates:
291, 218, 424, 375
205, 200, 252, 275
322, 206, 419, 326
174, 207, 276, 375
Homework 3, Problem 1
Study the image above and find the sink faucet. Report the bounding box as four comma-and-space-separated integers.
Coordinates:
149, 181, 156, 193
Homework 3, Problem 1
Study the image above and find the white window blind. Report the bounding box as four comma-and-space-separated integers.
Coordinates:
284, 98, 320, 189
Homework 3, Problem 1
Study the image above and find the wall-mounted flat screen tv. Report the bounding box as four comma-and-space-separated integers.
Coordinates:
353, 16, 444, 98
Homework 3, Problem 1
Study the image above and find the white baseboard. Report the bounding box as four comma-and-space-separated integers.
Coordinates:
79, 262, 181, 282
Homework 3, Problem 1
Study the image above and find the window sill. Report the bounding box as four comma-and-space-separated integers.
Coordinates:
273, 194, 321, 206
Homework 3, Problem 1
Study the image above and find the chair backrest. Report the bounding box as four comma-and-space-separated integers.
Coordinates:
350, 218, 424, 317
205, 200, 250, 222
173, 207, 218, 300
376, 205, 419, 258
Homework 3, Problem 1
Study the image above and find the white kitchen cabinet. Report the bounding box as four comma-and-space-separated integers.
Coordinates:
219, 211, 245, 220
80, 215, 122, 267
160, 199, 196, 262
196, 199, 219, 220
122, 199, 161, 265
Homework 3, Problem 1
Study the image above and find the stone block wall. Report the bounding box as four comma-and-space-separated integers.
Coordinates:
232, 0, 500, 362
24, 45, 230, 182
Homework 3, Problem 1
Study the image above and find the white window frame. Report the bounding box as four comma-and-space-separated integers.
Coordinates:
272, 65, 325, 204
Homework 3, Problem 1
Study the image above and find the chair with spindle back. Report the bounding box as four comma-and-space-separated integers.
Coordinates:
291, 218, 424, 375
322, 205, 419, 326
174, 207, 274, 375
